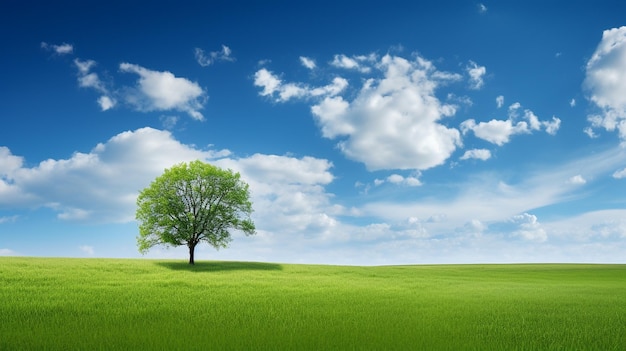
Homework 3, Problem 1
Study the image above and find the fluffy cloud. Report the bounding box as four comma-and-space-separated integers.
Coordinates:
214, 154, 340, 236
510, 213, 547, 242
120, 63, 206, 120
460, 148, 491, 161
584, 26, 626, 139
374, 174, 422, 187
0, 128, 218, 222
312, 54, 462, 170
300, 56, 316, 70
461, 102, 560, 145
466, 61, 486, 89
41, 42, 73, 55
195, 45, 234, 67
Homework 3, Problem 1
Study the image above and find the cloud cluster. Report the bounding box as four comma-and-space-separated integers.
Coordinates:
0, 128, 341, 239
261, 54, 462, 172
45, 44, 209, 121
461, 102, 561, 145
74, 59, 116, 111
584, 26, 626, 140
255, 53, 559, 172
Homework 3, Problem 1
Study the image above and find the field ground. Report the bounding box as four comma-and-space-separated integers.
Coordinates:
0, 257, 624, 350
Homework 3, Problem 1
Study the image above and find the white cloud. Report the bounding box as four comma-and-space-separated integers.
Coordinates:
496, 95, 504, 108
510, 213, 547, 242
375, 173, 422, 187
300, 56, 316, 70
41, 42, 73, 55
460, 148, 491, 161
461, 103, 560, 145
97, 96, 115, 111
120, 63, 206, 120
567, 175, 586, 185
79, 245, 95, 255
584, 26, 626, 140
254, 68, 282, 97
570, 98, 576, 107
612, 168, 626, 179
460, 118, 525, 146
330, 54, 375, 73
0, 146, 24, 176
194, 45, 234, 67
467, 61, 486, 89
254, 68, 347, 102
478, 3, 488, 13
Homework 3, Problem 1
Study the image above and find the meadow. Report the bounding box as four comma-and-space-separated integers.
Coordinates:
0, 257, 624, 350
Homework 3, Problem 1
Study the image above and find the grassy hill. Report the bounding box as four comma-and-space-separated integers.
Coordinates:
1, 257, 624, 350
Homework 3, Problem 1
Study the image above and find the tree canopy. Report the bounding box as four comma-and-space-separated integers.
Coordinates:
136, 160, 255, 264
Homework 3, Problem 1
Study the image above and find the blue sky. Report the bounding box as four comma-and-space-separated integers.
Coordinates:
2, 0, 626, 264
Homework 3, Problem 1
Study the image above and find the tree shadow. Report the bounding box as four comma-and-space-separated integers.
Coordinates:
156, 260, 283, 272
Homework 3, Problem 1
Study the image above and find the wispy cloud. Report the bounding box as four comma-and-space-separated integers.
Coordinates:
74, 59, 116, 111
41, 42, 73, 55
0, 248, 17, 256
79, 245, 95, 255
254, 68, 348, 102
300, 56, 316, 70
496, 95, 504, 108
467, 61, 486, 89
0, 215, 19, 224
194, 45, 234, 67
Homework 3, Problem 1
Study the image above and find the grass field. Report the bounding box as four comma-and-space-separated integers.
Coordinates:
0, 257, 624, 350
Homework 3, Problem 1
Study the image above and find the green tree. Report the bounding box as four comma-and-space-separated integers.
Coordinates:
136, 160, 255, 264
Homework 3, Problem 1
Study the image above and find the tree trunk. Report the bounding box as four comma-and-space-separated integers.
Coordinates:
188, 243, 195, 265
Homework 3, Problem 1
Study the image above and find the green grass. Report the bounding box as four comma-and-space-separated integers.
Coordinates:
1, 258, 624, 350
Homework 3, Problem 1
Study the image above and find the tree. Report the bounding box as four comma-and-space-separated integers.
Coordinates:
136, 160, 255, 264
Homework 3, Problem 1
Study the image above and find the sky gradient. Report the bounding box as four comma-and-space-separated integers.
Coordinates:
1, 0, 626, 264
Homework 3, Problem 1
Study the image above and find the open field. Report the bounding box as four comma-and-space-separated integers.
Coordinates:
0, 258, 624, 350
